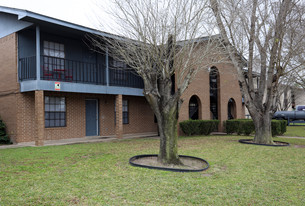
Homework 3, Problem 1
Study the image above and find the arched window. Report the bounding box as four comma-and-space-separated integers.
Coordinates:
189, 95, 200, 120
210, 67, 219, 120
228, 98, 236, 120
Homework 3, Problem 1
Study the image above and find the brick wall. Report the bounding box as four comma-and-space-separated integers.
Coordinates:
15, 91, 157, 142
179, 62, 244, 132
16, 92, 35, 142
0, 33, 19, 143
123, 96, 158, 134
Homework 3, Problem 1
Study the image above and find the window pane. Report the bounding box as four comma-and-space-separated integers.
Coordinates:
44, 41, 49, 48
60, 97, 65, 104
50, 105, 55, 112
55, 97, 60, 104
55, 120, 60, 127
43, 48, 49, 56
44, 57, 49, 64
123, 100, 128, 112
45, 96, 49, 103
50, 97, 55, 104
60, 104, 65, 112
123, 112, 128, 124
49, 42, 54, 50
60, 120, 65, 126
50, 120, 55, 127
45, 120, 49, 127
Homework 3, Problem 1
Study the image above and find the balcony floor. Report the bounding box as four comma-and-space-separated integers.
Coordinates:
19, 80, 144, 96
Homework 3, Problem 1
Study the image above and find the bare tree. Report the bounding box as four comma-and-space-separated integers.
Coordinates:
90, 0, 225, 164
210, 0, 305, 144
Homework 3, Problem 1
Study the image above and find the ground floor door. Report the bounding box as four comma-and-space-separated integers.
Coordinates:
85, 99, 99, 136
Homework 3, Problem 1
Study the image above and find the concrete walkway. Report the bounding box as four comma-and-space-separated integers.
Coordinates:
0, 132, 159, 150
280, 135, 305, 139
1, 133, 304, 150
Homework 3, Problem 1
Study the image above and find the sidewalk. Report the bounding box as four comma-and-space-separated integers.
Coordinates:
0, 132, 159, 149
1, 133, 303, 150
280, 135, 305, 139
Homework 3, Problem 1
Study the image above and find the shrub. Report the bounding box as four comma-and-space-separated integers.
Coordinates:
179, 120, 220, 136
222, 121, 226, 133
240, 120, 255, 135
225, 119, 252, 135
279, 120, 287, 135
179, 120, 201, 136
200, 120, 220, 135
271, 120, 281, 137
225, 120, 240, 134
0, 117, 11, 144
226, 119, 284, 136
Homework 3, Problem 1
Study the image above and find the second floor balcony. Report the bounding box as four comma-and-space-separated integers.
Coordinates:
18, 55, 144, 95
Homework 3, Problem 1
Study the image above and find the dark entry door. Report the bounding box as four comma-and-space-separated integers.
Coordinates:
86, 99, 98, 136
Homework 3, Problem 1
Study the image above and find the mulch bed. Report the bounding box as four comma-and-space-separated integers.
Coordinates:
239, 139, 290, 147
129, 154, 209, 172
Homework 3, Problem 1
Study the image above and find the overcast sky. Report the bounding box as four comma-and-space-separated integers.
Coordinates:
0, 0, 113, 31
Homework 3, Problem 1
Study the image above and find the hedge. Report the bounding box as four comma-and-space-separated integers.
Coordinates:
271, 120, 281, 137
279, 120, 287, 135
225, 119, 286, 137
0, 117, 11, 144
179, 120, 220, 136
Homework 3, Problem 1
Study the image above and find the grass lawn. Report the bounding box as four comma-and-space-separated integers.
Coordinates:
285, 126, 305, 137
0, 136, 304, 205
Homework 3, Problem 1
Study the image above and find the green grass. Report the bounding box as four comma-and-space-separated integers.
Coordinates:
0, 136, 304, 205
285, 126, 305, 137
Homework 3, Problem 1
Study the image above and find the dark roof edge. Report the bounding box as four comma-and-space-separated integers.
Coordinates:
0, 5, 121, 40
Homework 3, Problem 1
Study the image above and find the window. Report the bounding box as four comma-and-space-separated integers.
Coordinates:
111, 59, 128, 81
43, 41, 65, 79
114, 99, 129, 124
45, 96, 66, 127
123, 100, 129, 124
43, 41, 65, 58
189, 96, 199, 120
209, 67, 219, 120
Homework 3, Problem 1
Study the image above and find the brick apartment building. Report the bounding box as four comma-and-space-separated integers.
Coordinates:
0, 6, 245, 145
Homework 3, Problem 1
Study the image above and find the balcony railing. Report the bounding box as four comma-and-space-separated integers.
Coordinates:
109, 67, 144, 88
18, 56, 144, 89
19, 56, 36, 80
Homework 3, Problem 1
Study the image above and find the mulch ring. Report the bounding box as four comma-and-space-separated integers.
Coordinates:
129, 154, 209, 172
238, 139, 290, 147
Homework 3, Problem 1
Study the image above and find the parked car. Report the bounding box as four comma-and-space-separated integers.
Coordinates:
296, 105, 305, 111
273, 105, 305, 121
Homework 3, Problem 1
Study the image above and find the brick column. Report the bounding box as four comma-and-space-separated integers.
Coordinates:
115, 94, 123, 139
35, 90, 45, 146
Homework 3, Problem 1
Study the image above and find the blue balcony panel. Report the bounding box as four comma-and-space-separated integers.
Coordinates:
19, 80, 144, 96
18, 56, 144, 96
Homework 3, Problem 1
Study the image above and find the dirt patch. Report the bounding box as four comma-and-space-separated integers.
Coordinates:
202, 173, 213, 177
132, 155, 208, 170
294, 145, 305, 148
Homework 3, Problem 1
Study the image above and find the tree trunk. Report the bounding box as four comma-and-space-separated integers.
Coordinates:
252, 113, 274, 145
157, 104, 181, 165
